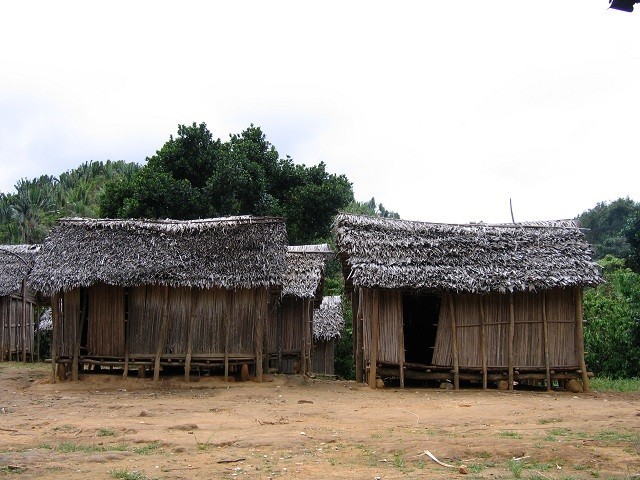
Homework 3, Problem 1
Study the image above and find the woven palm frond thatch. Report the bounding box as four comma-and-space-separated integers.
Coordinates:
29, 217, 288, 296
334, 214, 602, 294
313, 295, 344, 341
281, 244, 332, 298
0, 244, 40, 296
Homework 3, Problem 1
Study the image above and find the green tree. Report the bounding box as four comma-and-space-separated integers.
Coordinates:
578, 197, 640, 265
100, 122, 354, 245
625, 210, 640, 271
584, 255, 640, 378
344, 197, 400, 219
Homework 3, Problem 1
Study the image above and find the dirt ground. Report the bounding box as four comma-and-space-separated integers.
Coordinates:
0, 364, 638, 480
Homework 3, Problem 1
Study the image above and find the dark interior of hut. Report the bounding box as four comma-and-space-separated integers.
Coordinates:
402, 293, 441, 366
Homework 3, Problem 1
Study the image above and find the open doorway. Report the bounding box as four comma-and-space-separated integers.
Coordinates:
402, 293, 441, 365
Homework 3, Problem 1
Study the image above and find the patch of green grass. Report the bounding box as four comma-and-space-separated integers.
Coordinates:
467, 463, 484, 473
507, 458, 523, 478
97, 428, 117, 437
590, 376, 640, 392
592, 429, 640, 443
392, 450, 405, 469
193, 433, 214, 451
0, 465, 26, 474
52, 424, 79, 433
57, 442, 128, 454
36, 443, 53, 450
133, 442, 161, 455
109, 470, 148, 480
499, 431, 523, 439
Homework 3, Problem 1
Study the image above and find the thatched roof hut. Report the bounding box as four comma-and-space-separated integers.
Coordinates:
311, 296, 345, 376
313, 296, 344, 342
267, 244, 332, 374
0, 245, 40, 362
334, 214, 602, 391
31, 216, 288, 382
30, 217, 287, 295
0, 245, 39, 297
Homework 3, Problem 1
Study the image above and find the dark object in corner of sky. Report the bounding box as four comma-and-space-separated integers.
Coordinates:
609, 0, 637, 12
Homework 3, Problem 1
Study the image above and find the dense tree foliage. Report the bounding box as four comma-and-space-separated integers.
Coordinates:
577, 197, 640, 269
0, 160, 137, 244
345, 197, 400, 218
100, 123, 354, 245
584, 255, 640, 378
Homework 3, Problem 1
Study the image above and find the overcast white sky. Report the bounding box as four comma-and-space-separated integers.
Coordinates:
1, 1, 638, 224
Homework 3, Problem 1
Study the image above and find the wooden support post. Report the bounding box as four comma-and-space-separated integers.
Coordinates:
21, 281, 27, 363
398, 292, 405, 389
306, 300, 313, 374
356, 289, 364, 383
448, 294, 460, 390
9, 296, 14, 360
301, 300, 307, 376
72, 289, 85, 381
276, 299, 283, 373
255, 289, 264, 383
185, 289, 197, 383
480, 295, 488, 390
154, 286, 170, 382
224, 290, 231, 382
35, 303, 40, 363
1, 298, 6, 362
574, 288, 590, 392
508, 292, 515, 392
542, 292, 551, 391
369, 289, 379, 389
123, 288, 130, 379
51, 293, 59, 383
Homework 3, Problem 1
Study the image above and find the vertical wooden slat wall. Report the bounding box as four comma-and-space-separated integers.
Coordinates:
128, 286, 163, 355
432, 288, 581, 369
165, 287, 190, 354
87, 284, 125, 357
60, 289, 80, 357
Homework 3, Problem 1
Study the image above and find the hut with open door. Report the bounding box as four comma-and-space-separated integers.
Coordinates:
29, 217, 287, 382
267, 244, 331, 374
0, 245, 40, 362
311, 295, 345, 376
334, 214, 603, 391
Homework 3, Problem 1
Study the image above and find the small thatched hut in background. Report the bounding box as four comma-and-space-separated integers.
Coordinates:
311, 295, 345, 376
267, 244, 331, 374
334, 214, 602, 391
29, 217, 287, 382
0, 245, 40, 362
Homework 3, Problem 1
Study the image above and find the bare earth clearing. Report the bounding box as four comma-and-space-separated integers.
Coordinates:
0, 364, 638, 480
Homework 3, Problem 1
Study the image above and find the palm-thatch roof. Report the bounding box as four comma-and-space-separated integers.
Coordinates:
281, 244, 332, 298
313, 295, 344, 341
0, 245, 40, 296
334, 214, 602, 294
29, 217, 288, 296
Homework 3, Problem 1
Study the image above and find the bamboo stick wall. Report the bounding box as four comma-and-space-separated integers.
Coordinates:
87, 284, 125, 357
358, 286, 580, 370
311, 339, 335, 375
361, 288, 403, 364
0, 295, 36, 360
267, 297, 307, 353
432, 288, 579, 368
55, 285, 269, 361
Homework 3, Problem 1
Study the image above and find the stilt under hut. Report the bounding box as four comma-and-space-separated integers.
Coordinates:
267, 244, 331, 374
0, 245, 40, 362
311, 295, 345, 376
333, 214, 603, 391
28, 217, 287, 383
